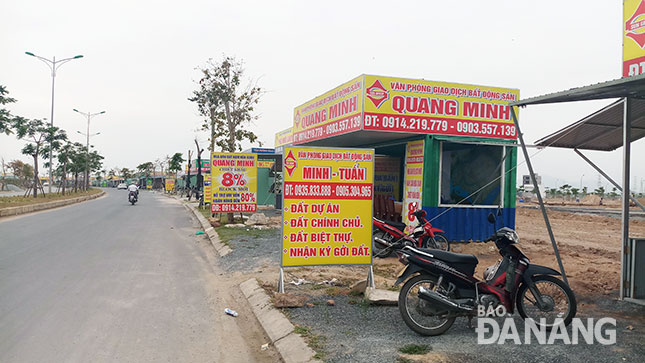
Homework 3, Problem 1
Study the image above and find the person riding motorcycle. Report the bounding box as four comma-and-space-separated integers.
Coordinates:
127, 183, 139, 200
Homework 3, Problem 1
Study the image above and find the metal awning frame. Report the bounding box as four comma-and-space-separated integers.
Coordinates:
511, 75, 644, 300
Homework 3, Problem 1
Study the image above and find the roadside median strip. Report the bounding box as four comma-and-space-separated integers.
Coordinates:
0, 190, 106, 217
240, 278, 318, 363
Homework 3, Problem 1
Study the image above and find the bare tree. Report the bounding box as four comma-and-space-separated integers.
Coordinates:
189, 55, 263, 153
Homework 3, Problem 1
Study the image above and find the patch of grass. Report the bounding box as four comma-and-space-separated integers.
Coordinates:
310, 284, 326, 290
325, 287, 344, 296
293, 325, 311, 335
0, 188, 102, 209
398, 344, 431, 355
197, 206, 213, 220
294, 325, 327, 359
396, 357, 414, 363
348, 290, 363, 297
387, 284, 401, 292
214, 225, 276, 244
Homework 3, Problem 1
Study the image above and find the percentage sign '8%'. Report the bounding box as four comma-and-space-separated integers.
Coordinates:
222, 172, 246, 187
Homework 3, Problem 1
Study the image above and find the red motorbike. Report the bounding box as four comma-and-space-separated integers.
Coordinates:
373, 208, 449, 258
394, 212, 577, 336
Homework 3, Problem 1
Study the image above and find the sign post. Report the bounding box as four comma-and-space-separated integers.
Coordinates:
280, 146, 374, 292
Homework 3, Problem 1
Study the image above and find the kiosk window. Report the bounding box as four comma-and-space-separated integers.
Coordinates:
440, 143, 503, 206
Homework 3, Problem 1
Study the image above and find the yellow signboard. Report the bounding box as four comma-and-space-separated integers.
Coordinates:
402, 140, 424, 233
275, 127, 293, 148
363, 75, 519, 140
281, 147, 374, 267
165, 178, 175, 192
624, 0, 645, 76
210, 153, 258, 213
292, 76, 364, 145
204, 174, 212, 204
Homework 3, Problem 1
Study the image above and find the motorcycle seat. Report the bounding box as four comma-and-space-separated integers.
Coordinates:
374, 218, 406, 232
420, 249, 478, 265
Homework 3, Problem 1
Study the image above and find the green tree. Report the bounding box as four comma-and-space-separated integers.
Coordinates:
0, 85, 16, 135
594, 186, 605, 197
56, 142, 76, 195
12, 117, 67, 197
137, 162, 154, 178
189, 56, 263, 153
87, 148, 104, 189
559, 184, 571, 201
120, 168, 133, 180
8, 160, 34, 187
571, 187, 579, 200
168, 152, 185, 190
68, 143, 87, 192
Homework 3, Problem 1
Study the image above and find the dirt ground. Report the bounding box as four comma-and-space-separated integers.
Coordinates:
275, 207, 645, 299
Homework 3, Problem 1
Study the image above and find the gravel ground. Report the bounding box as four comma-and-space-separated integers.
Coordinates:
217, 208, 645, 363
285, 294, 644, 363
217, 208, 282, 273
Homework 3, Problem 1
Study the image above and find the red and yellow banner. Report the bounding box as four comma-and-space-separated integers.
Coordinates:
258, 160, 275, 169
165, 178, 175, 192
292, 76, 364, 145
362, 75, 519, 140
624, 0, 645, 77
402, 140, 424, 233
203, 174, 212, 204
281, 147, 374, 267
210, 153, 258, 213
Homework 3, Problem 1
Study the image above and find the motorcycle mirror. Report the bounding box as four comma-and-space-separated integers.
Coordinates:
487, 212, 496, 224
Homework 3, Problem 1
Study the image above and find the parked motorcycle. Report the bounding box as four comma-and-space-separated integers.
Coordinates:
128, 191, 138, 205
373, 208, 449, 258
395, 212, 576, 336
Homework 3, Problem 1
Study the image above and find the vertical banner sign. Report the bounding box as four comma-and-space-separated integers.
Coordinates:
402, 140, 424, 233
374, 156, 401, 199
624, 0, 645, 77
146, 178, 153, 189
203, 174, 212, 204
210, 153, 258, 213
281, 147, 374, 267
165, 178, 175, 192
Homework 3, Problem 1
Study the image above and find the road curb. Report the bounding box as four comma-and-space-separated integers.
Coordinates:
157, 192, 233, 257
240, 278, 318, 363
0, 190, 106, 217
184, 202, 232, 257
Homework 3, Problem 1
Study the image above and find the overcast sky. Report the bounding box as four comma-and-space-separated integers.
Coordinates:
1, 0, 643, 191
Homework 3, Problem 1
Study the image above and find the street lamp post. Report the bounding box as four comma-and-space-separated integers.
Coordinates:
74, 109, 105, 190
25, 51, 83, 193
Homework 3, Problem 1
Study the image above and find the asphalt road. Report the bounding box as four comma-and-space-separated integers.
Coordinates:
0, 188, 272, 363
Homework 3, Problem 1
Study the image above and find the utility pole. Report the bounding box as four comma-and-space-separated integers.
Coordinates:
195, 139, 204, 206
186, 150, 193, 200
25, 51, 83, 193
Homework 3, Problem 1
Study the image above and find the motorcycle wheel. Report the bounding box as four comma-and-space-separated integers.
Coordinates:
372, 230, 395, 258
516, 275, 577, 329
398, 274, 456, 336
425, 233, 450, 251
